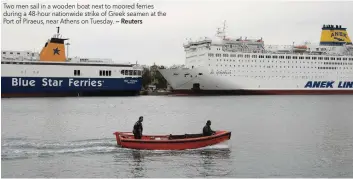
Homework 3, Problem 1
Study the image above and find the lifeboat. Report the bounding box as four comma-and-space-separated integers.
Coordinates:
294, 45, 307, 49
293, 45, 308, 52
113, 130, 231, 150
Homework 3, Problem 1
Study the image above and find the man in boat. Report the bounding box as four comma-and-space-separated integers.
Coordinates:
203, 120, 216, 136
133, 116, 143, 139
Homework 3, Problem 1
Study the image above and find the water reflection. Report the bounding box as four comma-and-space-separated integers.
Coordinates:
129, 150, 145, 178
112, 149, 146, 178
111, 147, 233, 178
198, 148, 233, 177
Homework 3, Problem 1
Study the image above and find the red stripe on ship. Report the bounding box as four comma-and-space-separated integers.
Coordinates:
1, 93, 78, 98
1, 91, 140, 98
169, 89, 353, 96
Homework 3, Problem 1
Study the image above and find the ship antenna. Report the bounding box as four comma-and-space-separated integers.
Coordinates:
216, 20, 228, 40
56, 26, 60, 38
222, 20, 226, 39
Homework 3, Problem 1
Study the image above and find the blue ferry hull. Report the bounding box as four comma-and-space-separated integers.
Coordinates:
1, 76, 142, 97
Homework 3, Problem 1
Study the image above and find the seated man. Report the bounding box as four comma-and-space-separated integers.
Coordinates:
203, 120, 216, 136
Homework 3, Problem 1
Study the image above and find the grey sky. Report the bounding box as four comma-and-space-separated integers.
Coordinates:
2, 0, 353, 66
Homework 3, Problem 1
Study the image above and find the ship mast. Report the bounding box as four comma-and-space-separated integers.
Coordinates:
216, 20, 228, 40
55, 26, 60, 38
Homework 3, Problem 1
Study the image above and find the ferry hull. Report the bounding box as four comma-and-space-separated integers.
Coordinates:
1, 77, 142, 98
159, 68, 353, 96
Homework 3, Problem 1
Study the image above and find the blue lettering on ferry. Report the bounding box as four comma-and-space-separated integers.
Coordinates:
304, 81, 353, 88
338, 81, 353, 88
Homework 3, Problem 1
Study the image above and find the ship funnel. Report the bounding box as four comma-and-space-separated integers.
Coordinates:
320, 24, 352, 46
39, 27, 69, 62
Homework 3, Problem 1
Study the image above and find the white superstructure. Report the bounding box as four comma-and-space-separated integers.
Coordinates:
159, 22, 353, 94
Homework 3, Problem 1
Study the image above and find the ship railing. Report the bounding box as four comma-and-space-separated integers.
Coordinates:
220, 47, 353, 57
1, 57, 36, 61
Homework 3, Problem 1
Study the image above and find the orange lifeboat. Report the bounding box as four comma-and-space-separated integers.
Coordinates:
293, 45, 308, 52
294, 45, 308, 49
113, 130, 231, 150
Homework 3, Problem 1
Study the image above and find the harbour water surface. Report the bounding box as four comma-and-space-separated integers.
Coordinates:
2, 95, 353, 177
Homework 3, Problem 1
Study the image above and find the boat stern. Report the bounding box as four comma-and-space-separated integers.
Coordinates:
113, 132, 122, 146
113, 131, 135, 146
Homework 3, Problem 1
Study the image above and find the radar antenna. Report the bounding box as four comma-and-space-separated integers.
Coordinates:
56, 26, 60, 38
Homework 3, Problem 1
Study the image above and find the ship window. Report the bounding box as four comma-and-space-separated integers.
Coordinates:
129, 70, 133, 75
99, 70, 112, 76
74, 70, 81, 76
10, 52, 13, 54
133, 70, 137, 75
2, 52, 5, 54
138, 70, 142, 75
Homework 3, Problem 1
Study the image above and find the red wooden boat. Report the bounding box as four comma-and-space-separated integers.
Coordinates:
113, 130, 231, 150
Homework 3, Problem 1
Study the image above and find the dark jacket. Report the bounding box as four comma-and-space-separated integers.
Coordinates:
203, 124, 215, 136
133, 121, 143, 135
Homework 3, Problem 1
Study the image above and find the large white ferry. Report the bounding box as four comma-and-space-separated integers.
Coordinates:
1, 27, 143, 97
159, 22, 353, 95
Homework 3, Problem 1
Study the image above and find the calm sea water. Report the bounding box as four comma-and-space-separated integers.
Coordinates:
2, 95, 353, 178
